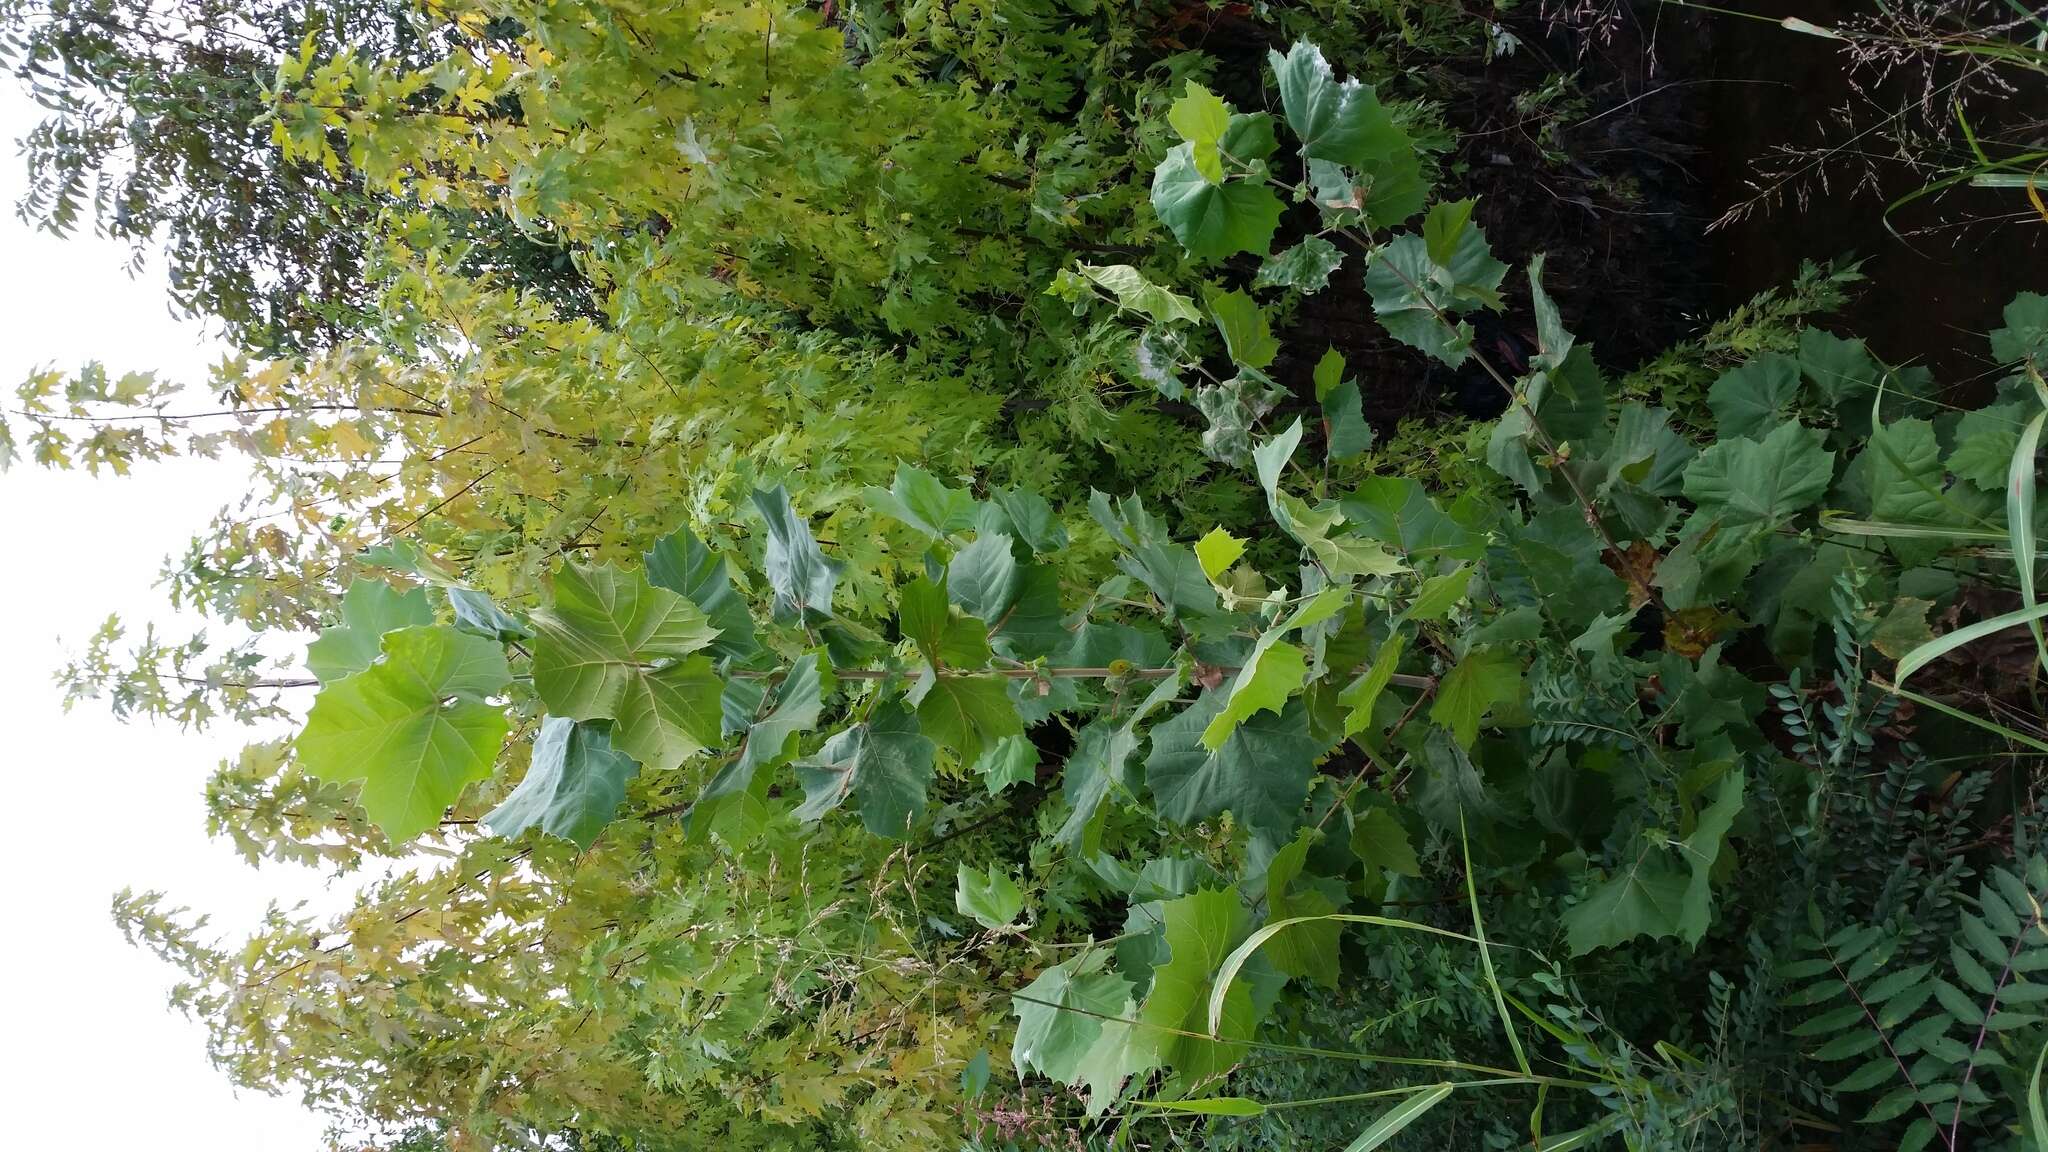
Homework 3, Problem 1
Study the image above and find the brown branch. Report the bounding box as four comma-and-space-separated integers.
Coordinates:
12, 403, 442, 422
1315, 677, 1438, 832
724, 664, 1434, 688
1333, 228, 1654, 606
383, 464, 501, 540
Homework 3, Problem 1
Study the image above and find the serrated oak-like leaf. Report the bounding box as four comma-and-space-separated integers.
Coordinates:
1352, 806, 1422, 877
1060, 672, 1185, 852
297, 624, 511, 842
1150, 143, 1283, 260
1074, 1018, 1159, 1117
866, 462, 981, 539
1319, 373, 1374, 461
530, 561, 722, 771
1991, 291, 2048, 365
690, 653, 831, 828
1264, 829, 1341, 986
899, 576, 993, 669
1949, 404, 2025, 491
1202, 636, 1308, 749
1254, 237, 1344, 294
980, 486, 1069, 554
1422, 197, 1475, 267
306, 578, 433, 683
912, 672, 1022, 766
1563, 850, 1691, 955
1677, 767, 1745, 944
1527, 253, 1575, 371
1340, 632, 1407, 737
1252, 419, 1405, 578
1403, 564, 1473, 624
1065, 263, 1202, 326
1090, 491, 1220, 617
1148, 694, 1317, 835
734, 651, 830, 778
975, 734, 1039, 795
1707, 353, 1801, 440
1196, 528, 1246, 582
1799, 328, 1881, 404
1207, 287, 1279, 371
943, 533, 1064, 659
1168, 82, 1231, 181
1853, 418, 1947, 522
1343, 477, 1473, 559
794, 701, 935, 838
484, 716, 638, 849
1363, 229, 1505, 367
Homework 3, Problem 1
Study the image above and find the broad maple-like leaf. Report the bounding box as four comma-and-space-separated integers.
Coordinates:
298, 624, 511, 842
485, 716, 639, 849
305, 578, 433, 683
530, 561, 722, 771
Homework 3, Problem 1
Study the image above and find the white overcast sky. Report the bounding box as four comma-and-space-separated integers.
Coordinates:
0, 88, 337, 1147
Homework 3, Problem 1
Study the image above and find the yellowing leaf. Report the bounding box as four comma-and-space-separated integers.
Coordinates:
1168, 82, 1231, 182
1202, 637, 1308, 750
1196, 527, 1247, 582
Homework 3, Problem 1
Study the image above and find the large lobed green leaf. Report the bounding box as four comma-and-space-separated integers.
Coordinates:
794, 700, 936, 838
1138, 888, 1256, 1084
1362, 205, 1507, 367
1682, 420, 1834, 532
484, 716, 639, 849
753, 484, 842, 622
1147, 693, 1318, 836
305, 578, 434, 683
644, 525, 760, 661
1012, 949, 1132, 1083
530, 560, 723, 771
1150, 142, 1284, 260
297, 624, 512, 842
1268, 41, 1427, 227
1563, 766, 1745, 954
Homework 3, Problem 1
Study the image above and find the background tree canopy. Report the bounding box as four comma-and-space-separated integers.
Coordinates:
6, 1, 2048, 1149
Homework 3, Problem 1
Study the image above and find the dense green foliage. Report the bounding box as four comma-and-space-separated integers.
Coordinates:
8, 3, 2048, 1150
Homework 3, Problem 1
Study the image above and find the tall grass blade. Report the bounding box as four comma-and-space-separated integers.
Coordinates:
1463, 811, 1530, 1075
1133, 1096, 1266, 1116
1880, 680, 2048, 754
1343, 1083, 1454, 1152
1208, 914, 1481, 1035
2006, 407, 2047, 675
1538, 1117, 1626, 1151
1896, 601, 2048, 684
1820, 512, 2007, 542
2028, 1041, 2048, 1151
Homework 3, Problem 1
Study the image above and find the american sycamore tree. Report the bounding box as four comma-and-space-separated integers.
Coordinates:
8, 3, 2048, 1150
